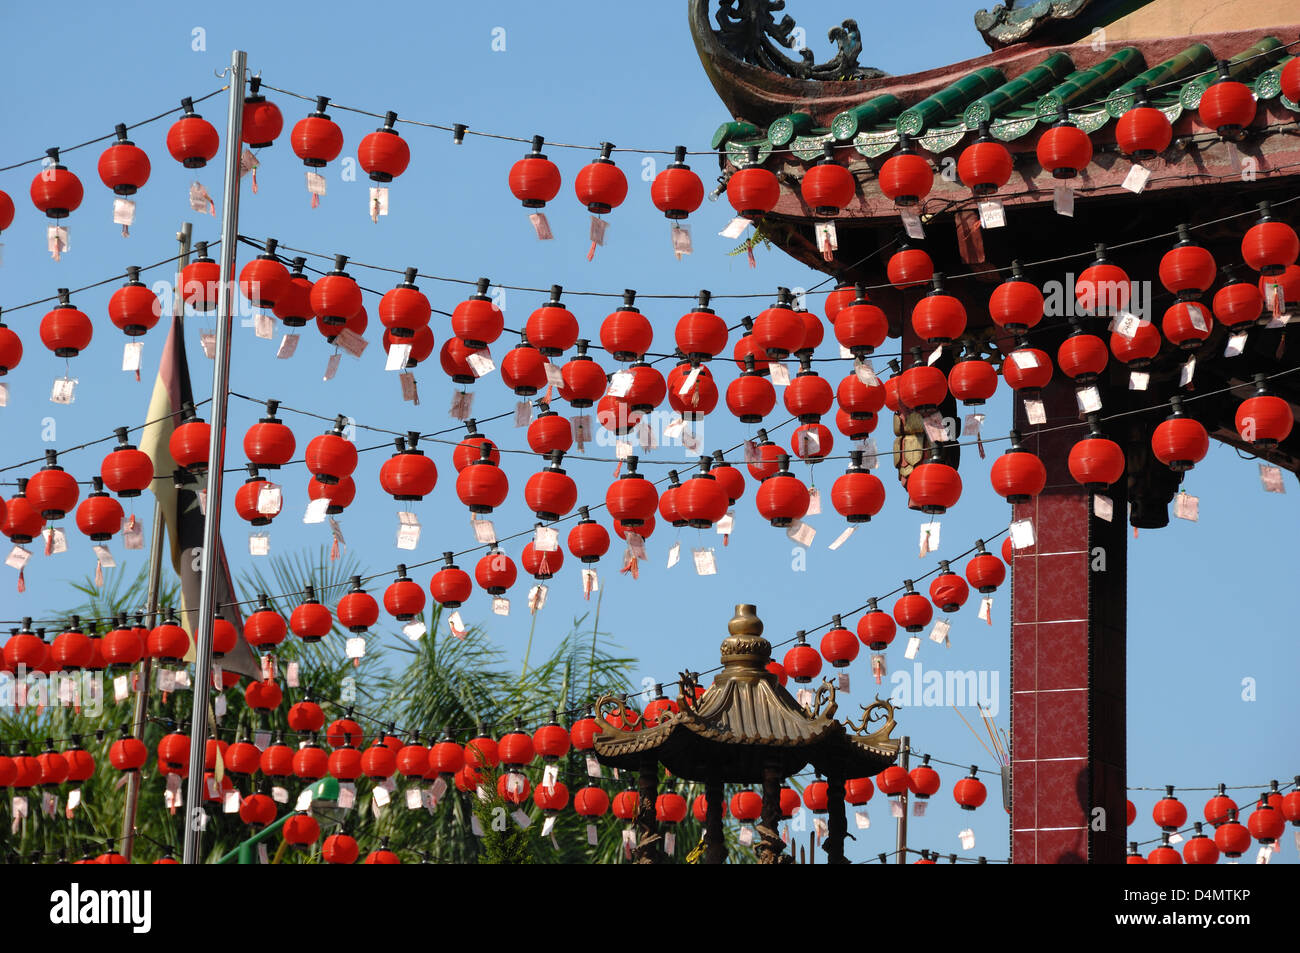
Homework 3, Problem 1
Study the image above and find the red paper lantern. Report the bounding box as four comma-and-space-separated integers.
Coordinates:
675, 290, 728, 361
1162, 301, 1212, 350
676, 462, 730, 529
728, 146, 780, 216
837, 368, 885, 420
600, 289, 653, 362
575, 785, 611, 818
1199, 62, 1256, 139
783, 632, 822, 683
893, 581, 933, 632
953, 766, 987, 810
710, 452, 745, 504
379, 268, 432, 340
243, 400, 295, 470
234, 466, 280, 526
106, 265, 163, 337
834, 284, 888, 358
455, 442, 509, 513
746, 433, 783, 480
558, 339, 607, 407
147, 610, 189, 661
429, 553, 473, 608
1159, 225, 1216, 298
451, 277, 503, 349
907, 448, 962, 514
820, 617, 859, 667
509, 136, 562, 208
989, 263, 1043, 332
357, 111, 410, 182
1235, 373, 1293, 449
957, 124, 1013, 196
1151, 397, 1208, 471
878, 138, 933, 206
753, 288, 805, 360
109, 729, 148, 772
244, 679, 283, 712
990, 431, 1047, 504
321, 834, 359, 865
289, 587, 332, 642
475, 546, 517, 594
575, 141, 628, 213
896, 361, 948, 413
428, 734, 464, 777
1153, 786, 1188, 831
51, 620, 92, 670
658, 475, 685, 527
1076, 244, 1130, 315
241, 78, 282, 148
1183, 824, 1220, 865
464, 733, 499, 770
28, 450, 79, 520
336, 576, 378, 633
271, 257, 313, 327
755, 455, 810, 527
1283, 57, 1300, 103
383, 565, 425, 621
1115, 87, 1172, 159
166, 98, 219, 168
244, 595, 286, 648
307, 475, 354, 515
0, 190, 12, 234
1036, 114, 1092, 179
732, 320, 771, 375
667, 361, 718, 418
291, 740, 327, 780
379, 433, 437, 502
726, 358, 776, 422
605, 457, 658, 527
929, 563, 969, 613
876, 765, 909, 797
30, 147, 84, 219
75, 478, 124, 540
1110, 320, 1161, 369
909, 755, 942, 798
0, 316, 22, 374
236, 240, 290, 312
857, 601, 896, 650
1212, 269, 1264, 331
304, 417, 357, 485
791, 422, 833, 461
887, 246, 934, 289
949, 351, 998, 406
652, 145, 705, 219
964, 542, 1005, 593
784, 363, 834, 423
911, 274, 966, 344
1147, 839, 1183, 864
310, 255, 364, 328
1241, 200, 1300, 277
291, 97, 344, 167
1057, 324, 1109, 384
525, 450, 578, 521
525, 285, 579, 357
1248, 798, 1285, 844
730, 790, 762, 822
40, 289, 93, 358
102, 617, 144, 667
800, 143, 855, 215
1067, 418, 1126, 490
656, 789, 688, 823
522, 537, 564, 580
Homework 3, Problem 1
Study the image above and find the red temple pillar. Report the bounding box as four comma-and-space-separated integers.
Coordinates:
1010, 377, 1127, 864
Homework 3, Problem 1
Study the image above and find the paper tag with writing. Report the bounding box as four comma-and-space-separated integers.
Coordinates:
253, 312, 274, 340
113, 674, 130, 702
572, 415, 592, 450
607, 370, 633, 398
543, 361, 564, 388
978, 596, 993, 625
275, 334, 299, 359
323, 353, 341, 381
256, 483, 282, 515
1179, 357, 1196, 389
466, 351, 495, 378
1186, 302, 1209, 332
796, 688, 814, 708
345, 636, 366, 659
586, 754, 602, 778
223, 790, 240, 814
861, 438, 880, 469
119, 341, 144, 374
677, 365, 702, 397
839, 344, 854, 360
786, 521, 815, 547
838, 672, 850, 692
45, 526, 68, 554
1075, 386, 1102, 414
306, 170, 326, 199
1224, 332, 1249, 357
815, 220, 838, 258
719, 217, 751, 239
806, 487, 821, 516
447, 610, 467, 639
923, 412, 947, 442
1113, 312, 1141, 340
1121, 164, 1151, 193
692, 547, 717, 575
929, 618, 950, 645
855, 810, 871, 830
927, 346, 944, 366
1024, 397, 1046, 426
189, 181, 214, 214
1053, 184, 1075, 217
529, 212, 553, 240
716, 510, 734, 537
527, 584, 548, 612
396, 511, 421, 550
51, 376, 77, 404
492, 596, 510, 616
471, 516, 497, 543
1010, 517, 1036, 549
534, 525, 559, 552
829, 526, 855, 550
667, 541, 681, 569
1092, 494, 1113, 521
962, 413, 985, 439
1260, 464, 1285, 493
901, 209, 925, 239
904, 635, 921, 660
514, 401, 533, 427
0, 383, 7, 408
369, 186, 389, 221
1128, 370, 1149, 391
854, 360, 878, 386
960, 828, 976, 850
248, 532, 270, 556
738, 826, 754, 846
401, 620, 426, 641
6, 545, 30, 571
978, 199, 1006, 229
1174, 491, 1198, 521
769, 362, 791, 387
671, 223, 693, 259
334, 329, 367, 357
615, 438, 635, 461
913, 800, 927, 817
372, 785, 391, 809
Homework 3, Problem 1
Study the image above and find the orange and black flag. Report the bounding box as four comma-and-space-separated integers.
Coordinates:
139, 311, 260, 679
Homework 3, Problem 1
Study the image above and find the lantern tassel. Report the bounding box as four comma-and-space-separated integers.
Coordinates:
94, 558, 104, 589
16, 567, 24, 593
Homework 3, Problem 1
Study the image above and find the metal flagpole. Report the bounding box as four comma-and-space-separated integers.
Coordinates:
895, 734, 910, 864
183, 51, 245, 864
121, 222, 192, 862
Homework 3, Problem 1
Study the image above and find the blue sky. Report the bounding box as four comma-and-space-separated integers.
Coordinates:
1, 1, 1296, 863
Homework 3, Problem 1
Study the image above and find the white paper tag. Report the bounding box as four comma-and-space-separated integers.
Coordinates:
904, 635, 921, 659
815, 220, 839, 256
1113, 312, 1141, 340
1128, 370, 1149, 391
667, 541, 681, 569
829, 526, 855, 550
402, 620, 426, 640
471, 517, 497, 544
855, 810, 871, 830
1180, 357, 1196, 388
492, 596, 510, 616
716, 510, 735, 536
286, 661, 299, 687
45, 526, 68, 554
960, 828, 976, 850
607, 370, 633, 398
797, 688, 814, 708
586, 754, 602, 778
919, 520, 940, 553
270, 333, 298, 360
786, 521, 816, 547
1010, 518, 1036, 549
615, 440, 635, 461
1093, 494, 1113, 521
901, 209, 925, 239
543, 361, 564, 388
534, 525, 559, 552
677, 365, 703, 397
926, 346, 944, 366
372, 785, 391, 809
692, 547, 717, 575
528, 211, 553, 240
769, 362, 791, 387
396, 511, 421, 550
838, 672, 850, 691
1075, 386, 1102, 414
514, 401, 533, 428
369, 186, 389, 220
738, 826, 754, 846
929, 619, 950, 645
306, 170, 326, 197
5, 545, 30, 570
1024, 398, 1047, 425
923, 411, 947, 442
978, 596, 993, 624
854, 359, 878, 386
0, 382, 7, 407
222, 790, 240, 814
1224, 332, 1249, 357
1260, 464, 1286, 493
1174, 491, 1199, 522
447, 610, 467, 639
252, 312, 273, 340
345, 636, 366, 659
1185, 302, 1208, 333
113, 674, 130, 702
323, 353, 341, 381
1011, 349, 1041, 370
303, 497, 329, 524
51, 376, 78, 404
719, 217, 752, 239
189, 181, 214, 214
466, 351, 495, 377
1121, 165, 1151, 194
335, 329, 367, 357
806, 487, 821, 516
527, 584, 548, 612
405, 787, 423, 810
978, 199, 1006, 229
118, 341, 144, 374
248, 532, 270, 556
913, 800, 927, 817
256, 483, 282, 515
890, 800, 904, 819
385, 343, 412, 371
1053, 185, 1075, 217
671, 223, 692, 259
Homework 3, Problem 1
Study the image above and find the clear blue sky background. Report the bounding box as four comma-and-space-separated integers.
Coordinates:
1, 1, 1296, 863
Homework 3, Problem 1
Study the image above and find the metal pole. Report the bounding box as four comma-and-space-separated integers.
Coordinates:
183, 51, 245, 864
895, 735, 910, 864
121, 223, 191, 863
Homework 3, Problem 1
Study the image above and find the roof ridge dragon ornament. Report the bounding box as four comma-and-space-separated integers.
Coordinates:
712, 0, 886, 81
